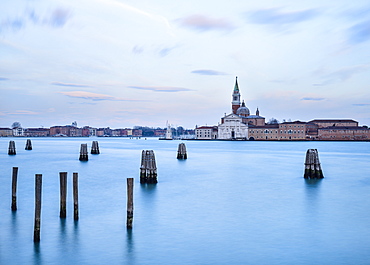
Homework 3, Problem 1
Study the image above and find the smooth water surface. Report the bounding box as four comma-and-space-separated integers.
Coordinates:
1, 138, 370, 265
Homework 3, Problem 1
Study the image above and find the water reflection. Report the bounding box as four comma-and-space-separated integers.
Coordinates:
304, 178, 323, 216
140, 183, 157, 196
11, 211, 17, 236
126, 228, 134, 254
59, 218, 67, 241
304, 179, 322, 198
33, 242, 42, 265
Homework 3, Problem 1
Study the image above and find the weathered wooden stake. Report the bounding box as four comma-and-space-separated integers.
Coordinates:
73, 172, 79, 220
79, 144, 88, 161
8, 140, 16, 155
59, 172, 67, 218
34, 174, 42, 242
25, 139, 32, 150
304, 149, 324, 179
177, 143, 187, 159
91, 141, 100, 154
126, 178, 134, 229
140, 150, 157, 184
11, 167, 18, 211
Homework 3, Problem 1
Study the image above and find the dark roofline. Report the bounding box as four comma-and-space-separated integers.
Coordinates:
249, 124, 279, 128
196, 126, 218, 130
309, 119, 358, 123
318, 126, 368, 130
281, 120, 306, 124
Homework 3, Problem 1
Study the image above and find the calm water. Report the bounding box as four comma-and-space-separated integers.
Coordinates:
0, 138, 370, 265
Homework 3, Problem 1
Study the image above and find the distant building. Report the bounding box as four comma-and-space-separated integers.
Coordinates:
278, 121, 309, 140
24, 128, 50, 137
318, 126, 370, 140
50, 126, 70, 136
0, 128, 13, 137
13, 127, 24, 136
309, 119, 358, 128
195, 126, 218, 140
248, 124, 279, 140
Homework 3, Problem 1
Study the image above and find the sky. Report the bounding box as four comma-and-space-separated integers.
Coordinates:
1, 0, 370, 129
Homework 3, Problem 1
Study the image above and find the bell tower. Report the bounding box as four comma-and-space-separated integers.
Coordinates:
232, 76, 241, 114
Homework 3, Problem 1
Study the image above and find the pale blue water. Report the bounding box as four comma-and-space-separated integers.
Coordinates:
1, 138, 370, 265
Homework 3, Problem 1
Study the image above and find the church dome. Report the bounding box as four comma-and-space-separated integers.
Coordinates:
236, 100, 250, 117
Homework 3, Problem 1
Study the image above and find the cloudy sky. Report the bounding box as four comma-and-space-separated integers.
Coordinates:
1, 0, 370, 129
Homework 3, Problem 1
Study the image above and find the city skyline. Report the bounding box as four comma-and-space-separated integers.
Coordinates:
1, 0, 370, 129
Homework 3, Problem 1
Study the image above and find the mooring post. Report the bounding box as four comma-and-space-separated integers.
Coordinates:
73, 172, 79, 220
8, 140, 16, 155
79, 144, 88, 161
304, 149, 324, 179
25, 139, 32, 150
149, 150, 157, 184
140, 150, 147, 183
91, 141, 100, 154
34, 174, 42, 242
11, 167, 18, 211
126, 178, 134, 229
177, 143, 187, 159
59, 172, 67, 218
140, 150, 158, 184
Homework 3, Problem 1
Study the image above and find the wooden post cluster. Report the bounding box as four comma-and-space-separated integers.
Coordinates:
34, 174, 42, 242
8, 140, 16, 155
10, 168, 80, 242
79, 144, 88, 161
177, 143, 187, 159
304, 149, 324, 179
59, 172, 67, 218
25, 139, 32, 150
126, 178, 134, 229
73, 173, 79, 220
140, 150, 157, 184
91, 141, 100, 154
11, 167, 18, 211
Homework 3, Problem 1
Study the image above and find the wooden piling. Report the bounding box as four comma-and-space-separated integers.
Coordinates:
11, 167, 18, 211
25, 139, 32, 150
91, 141, 100, 154
79, 144, 88, 161
73, 172, 79, 220
140, 150, 157, 184
304, 149, 324, 179
34, 174, 42, 242
126, 178, 134, 229
59, 172, 67, 218
8, 141, 16, 155
177, 143, 187, 159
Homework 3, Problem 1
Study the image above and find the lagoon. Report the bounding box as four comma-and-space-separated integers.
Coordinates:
1, 138, 370, 265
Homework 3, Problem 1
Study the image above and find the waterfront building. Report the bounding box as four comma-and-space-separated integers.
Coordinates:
309, 119, 358, 128
195, 126, 218, 140
0, 128, 13, 137
24, 128, 50, 137
278, 121, 309, 140
318, 126, 370, 140
12, 126, 24, 136
248, 124, 279, 140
